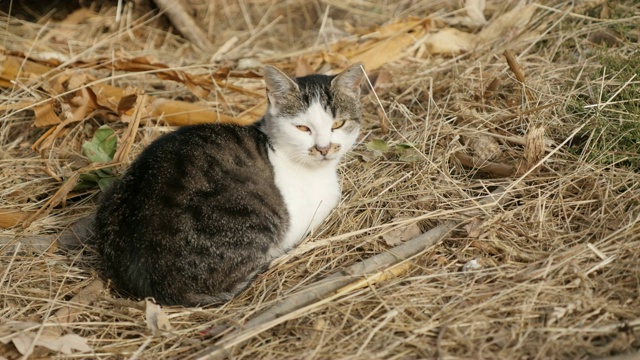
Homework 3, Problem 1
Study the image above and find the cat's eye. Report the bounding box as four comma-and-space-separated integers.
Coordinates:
296, 125, 311, 132
332, 120, 346, 130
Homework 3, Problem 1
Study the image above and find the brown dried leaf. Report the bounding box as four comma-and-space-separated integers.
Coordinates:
350, 33, 419, 71
372, 69, 393, 93
51, 279, 104, 327
466, 0, 487, 26
33, 101, 62, 127
117, 94, 138, 116
36, 86, 98, 151
478, 4, 536, 42
0, 210, 38, 229
295, 57, 318, 77
425, 28, 477, 55
0, 322, 91, 356
113, 56, 211, 99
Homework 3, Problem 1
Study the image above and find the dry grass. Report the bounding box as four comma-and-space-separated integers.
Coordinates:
1, 0, 640, 359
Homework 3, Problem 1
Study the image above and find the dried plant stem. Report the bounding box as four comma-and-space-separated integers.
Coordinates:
453, 152, 515, 177
195, 187, 508, 359
195, 187, 505, 360
152, 0, 213, 51
504, 49, 535, 101
194, 220, 456, 360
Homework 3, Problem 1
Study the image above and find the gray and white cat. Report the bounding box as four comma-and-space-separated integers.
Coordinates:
94, 63, 364, 306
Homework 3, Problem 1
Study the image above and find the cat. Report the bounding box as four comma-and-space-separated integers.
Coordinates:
94, 62, 365, 306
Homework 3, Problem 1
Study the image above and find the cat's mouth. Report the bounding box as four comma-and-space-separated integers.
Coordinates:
315, 154, 337, 162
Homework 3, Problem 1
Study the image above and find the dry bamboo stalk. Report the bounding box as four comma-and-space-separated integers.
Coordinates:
194, 186, 508, 359
152, 0, 213, 51
0, 210, 36, 229
113, 94, 147, 163
194, 220, 457, 360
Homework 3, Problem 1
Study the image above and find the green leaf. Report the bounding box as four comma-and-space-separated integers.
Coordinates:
395, 143, 414, 150
82, 141, 113, 163
398, 149, 422, 162
73, 180, 98, 191
92, 125, 117, 159
97, 176, 117, 192
365, 139, 389, 152
79, 172, 100, 183
95, 168, 113, 178
82, 125, 117, 163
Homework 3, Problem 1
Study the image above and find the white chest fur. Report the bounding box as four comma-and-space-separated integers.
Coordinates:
268, 148, 341, 253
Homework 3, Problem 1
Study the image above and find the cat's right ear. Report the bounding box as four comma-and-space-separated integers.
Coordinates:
263, 66, 299, 105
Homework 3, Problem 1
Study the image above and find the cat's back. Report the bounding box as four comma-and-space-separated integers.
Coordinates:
95, 123, 288, 306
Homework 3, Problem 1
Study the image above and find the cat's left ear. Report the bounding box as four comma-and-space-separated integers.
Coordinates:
332, 62, 365, 98
264, 65, 299, 104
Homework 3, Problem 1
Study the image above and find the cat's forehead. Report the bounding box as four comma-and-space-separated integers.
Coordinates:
295, 74, 334, 108
273, 74, 359, 120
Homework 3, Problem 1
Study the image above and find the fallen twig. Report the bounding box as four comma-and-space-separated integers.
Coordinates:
152, 0, 213, 51
193, 187, 508, 360
453, 152, 515, 177
193, 221, 456, 360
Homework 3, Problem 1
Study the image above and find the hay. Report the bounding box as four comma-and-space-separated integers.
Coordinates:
1, 0, 639, 359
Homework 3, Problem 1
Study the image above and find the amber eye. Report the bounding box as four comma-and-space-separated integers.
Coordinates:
332, 120, 346, 130
296, 125, 311, 132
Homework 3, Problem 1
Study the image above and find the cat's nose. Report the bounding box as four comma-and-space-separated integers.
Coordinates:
315, 145, 330, 156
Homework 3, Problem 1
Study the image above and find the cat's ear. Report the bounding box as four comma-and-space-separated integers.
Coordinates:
332, 62, 365, 98
263, 65, 299, 103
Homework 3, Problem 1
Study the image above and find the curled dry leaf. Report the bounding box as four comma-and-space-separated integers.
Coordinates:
0, 322, 91, 357
465, 0, 487, 26
381, 219, 422, 246
425, 28, 477, 55
145, 298, 173, 336
463, 217, 483, 238
33, 101, 62, 127
468, 134, 501, 162
462, 259, 484, 272
478, 4, 537, 43
288, 17, 432, 73
427, 3, 536, 56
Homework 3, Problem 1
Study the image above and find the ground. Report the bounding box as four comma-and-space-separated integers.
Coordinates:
1, 1, 639, 359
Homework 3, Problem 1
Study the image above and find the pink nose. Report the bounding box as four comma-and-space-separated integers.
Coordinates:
315, 145, 330, 156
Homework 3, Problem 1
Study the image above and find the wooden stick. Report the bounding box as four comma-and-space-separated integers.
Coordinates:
194, 220, 457, 360
193, 187, 508, 359
453, 152, 515, 177
152, 0, 213, 51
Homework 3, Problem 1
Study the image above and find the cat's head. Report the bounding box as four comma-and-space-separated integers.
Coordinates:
261, 63, 365, 167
